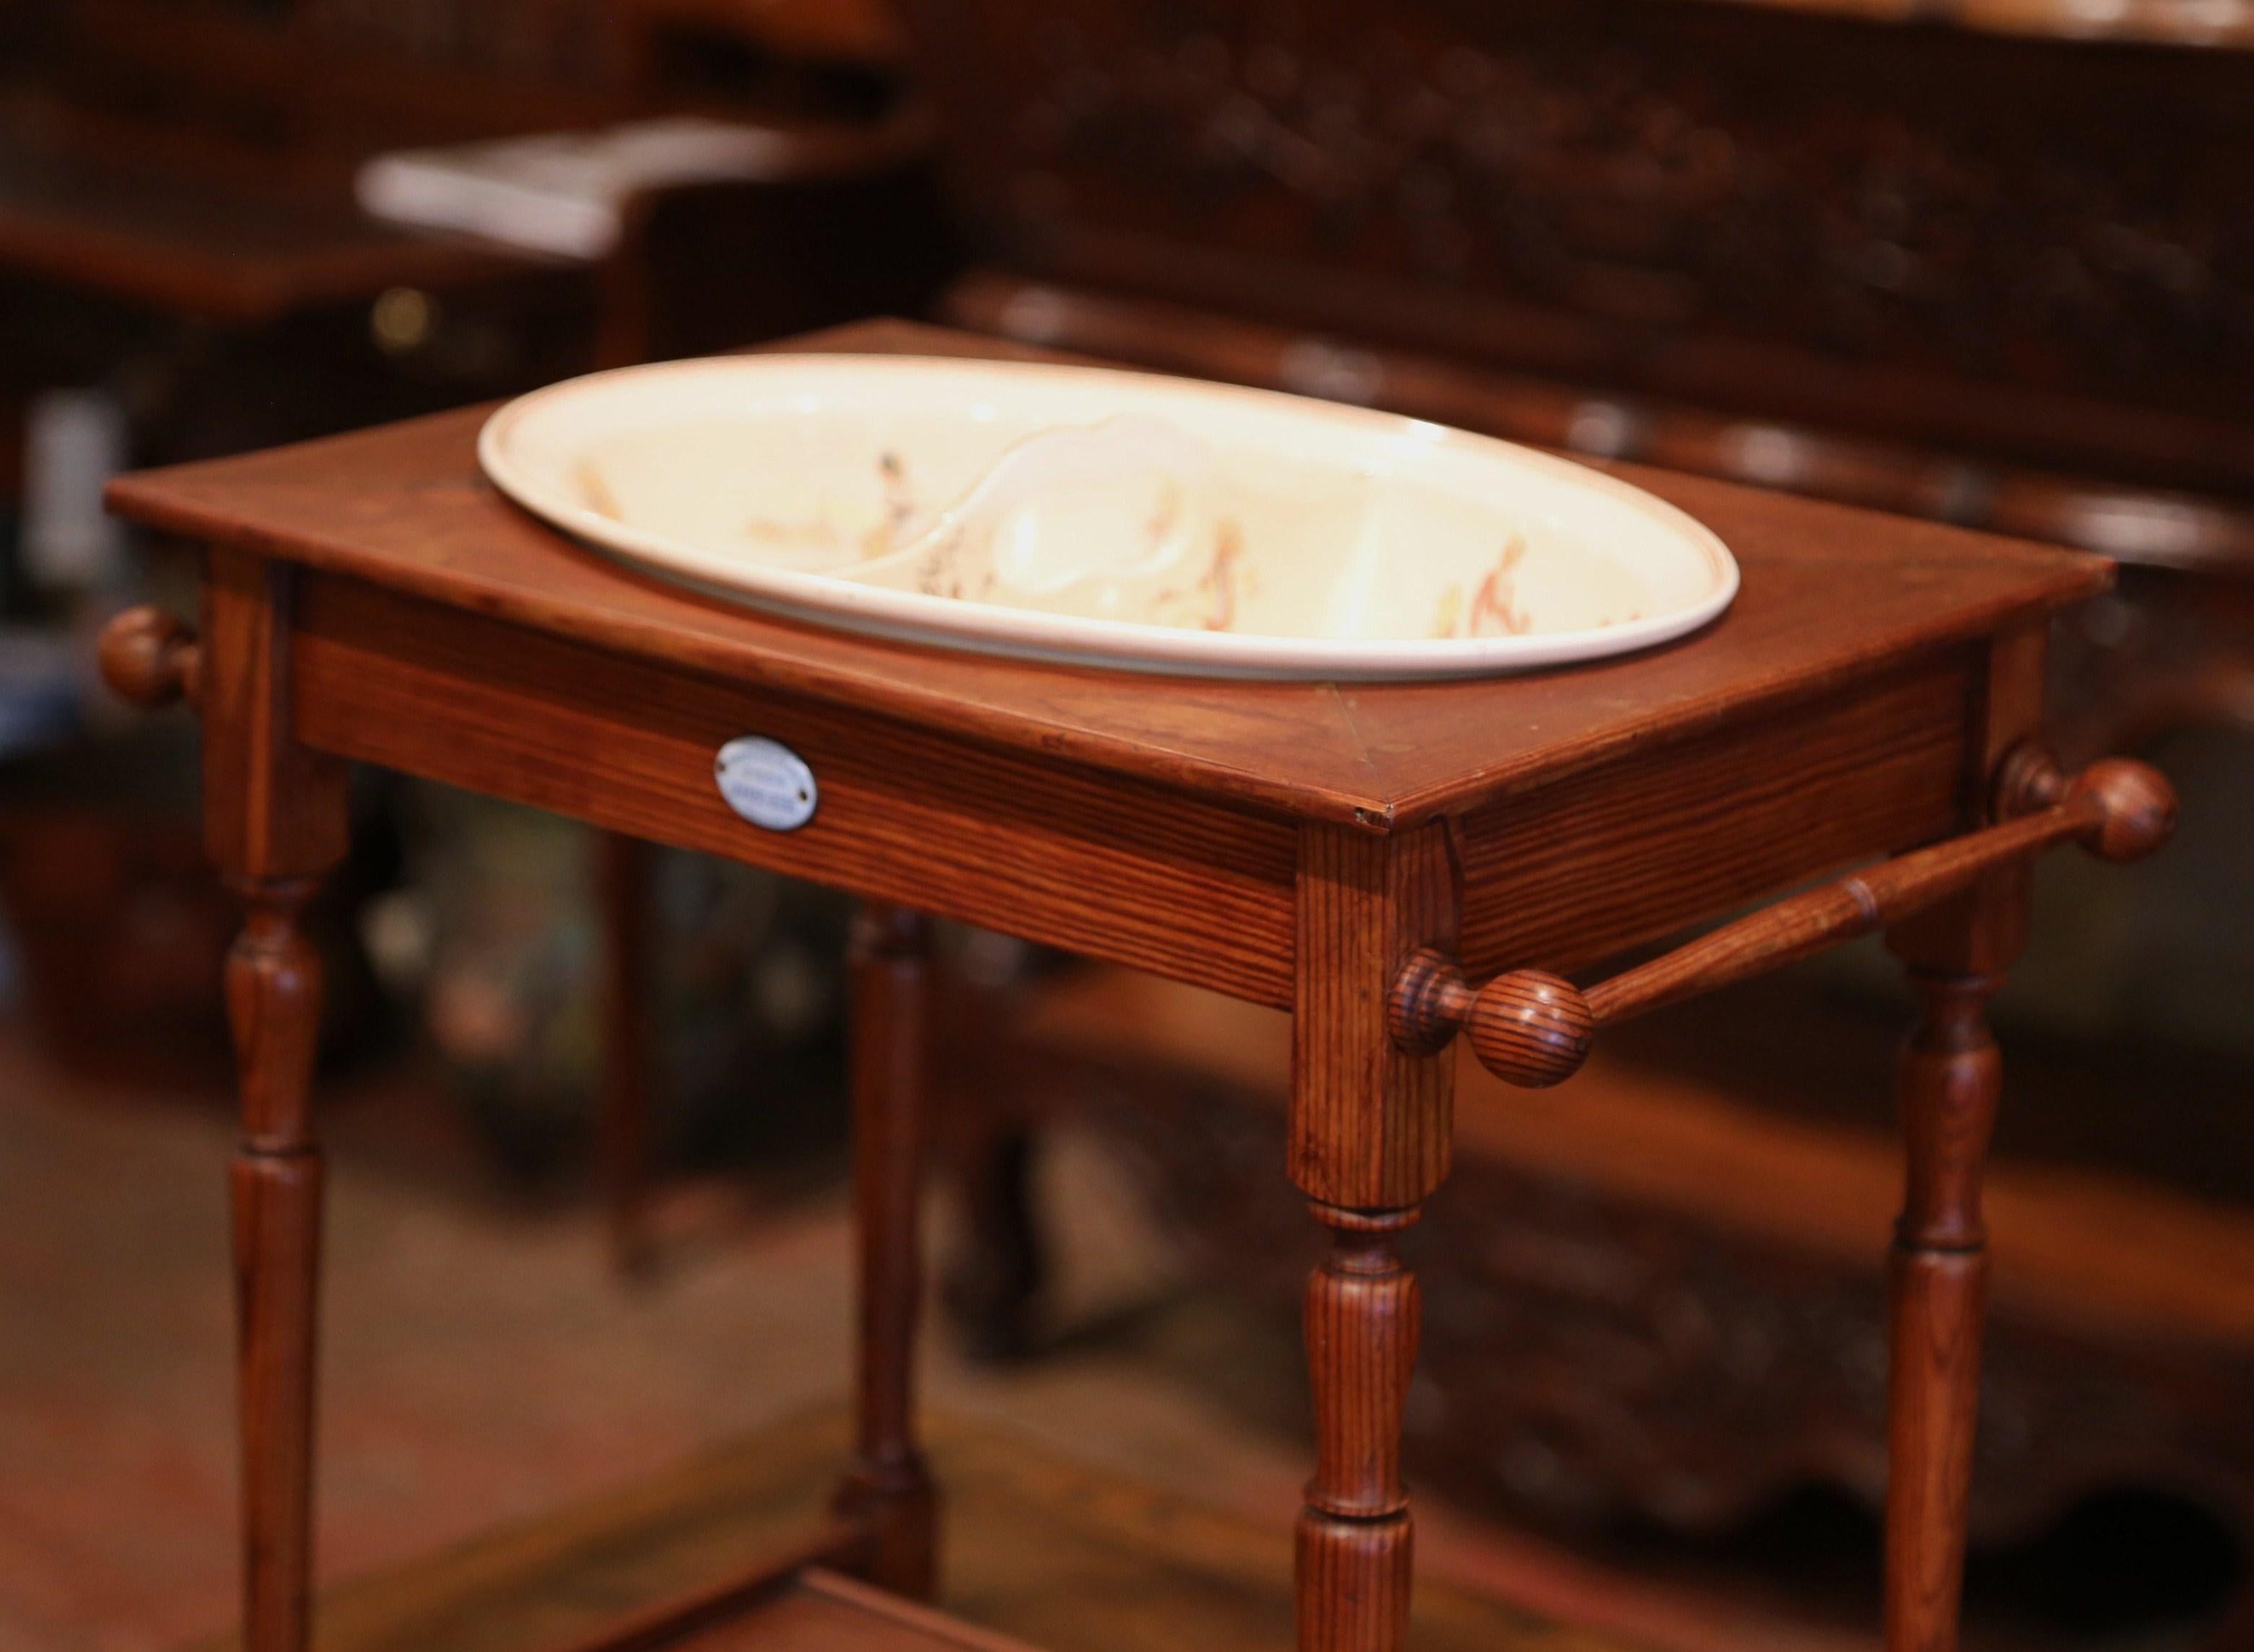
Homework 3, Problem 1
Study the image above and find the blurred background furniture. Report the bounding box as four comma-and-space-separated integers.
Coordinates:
0, 0, 952, 1241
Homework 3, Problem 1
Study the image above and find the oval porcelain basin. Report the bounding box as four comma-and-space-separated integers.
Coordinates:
478, 354, 1737, 679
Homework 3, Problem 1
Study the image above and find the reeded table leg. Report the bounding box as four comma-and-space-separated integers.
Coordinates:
1291, 823, 1456, 1652
833, 901, 939, 1599
1298, 1204, 1420, 1652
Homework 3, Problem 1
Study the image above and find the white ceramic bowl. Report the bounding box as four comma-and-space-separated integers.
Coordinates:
478, 354, 1738, 679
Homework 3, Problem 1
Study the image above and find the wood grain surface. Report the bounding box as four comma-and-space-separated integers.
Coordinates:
1290, 823, 1456, 1207
1879, 627, 2045, 1652
1455, 655, 1970, 977
1402, 745, 2177, 1090
288, 575, 1298, 1005
184, 1410, 1629, 1652
115, 320, 2126, 1652
200, 551, 354, 1652
1290, 823, 1459, 1649
200, 553, 349, 883
834, 905, 940, 1601
106, 320, 2110, 829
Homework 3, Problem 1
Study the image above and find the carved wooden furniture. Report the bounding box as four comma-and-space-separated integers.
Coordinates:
0, 0, 946, 419
0, 4, 613, 412
6, 0, 950, 1259
97, 319, 2167, 1652
906, 0, 2254, 573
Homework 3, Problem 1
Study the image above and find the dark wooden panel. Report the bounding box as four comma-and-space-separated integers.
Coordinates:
947, 272, 2254, 577
903, 0, 2254, 497
1459, 654, 1974, 977
290, 575, 1298, 1006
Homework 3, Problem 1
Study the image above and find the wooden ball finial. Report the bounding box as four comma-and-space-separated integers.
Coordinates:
1464, 970, 1594, 1088
97, 606, 201, 709
2069, 757, 2176, 862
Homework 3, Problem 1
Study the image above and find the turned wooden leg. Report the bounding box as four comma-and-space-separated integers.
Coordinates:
187, 549, 352, 1652
1292, 821, 1455, 1652
228, 876, 328, 1652
1298, 1204, 1420, 1652
833, 901, 938, 1599
1884, 957, 2006, 1652
595, 831, 656, 1275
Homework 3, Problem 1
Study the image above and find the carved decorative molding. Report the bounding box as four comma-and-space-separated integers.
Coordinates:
916, 0, 2254, 484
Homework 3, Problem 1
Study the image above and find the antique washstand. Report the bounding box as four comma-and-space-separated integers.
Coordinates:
98, 321, 2171, 1652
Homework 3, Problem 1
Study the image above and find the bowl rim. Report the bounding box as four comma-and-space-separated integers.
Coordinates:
476, 352, 1740, 680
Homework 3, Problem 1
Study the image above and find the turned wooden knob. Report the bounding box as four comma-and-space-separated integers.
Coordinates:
1388, 950, 1594, 1088
1394, 748, 2177, 1093
1463, 970, 1594, 1088
98, 606, 201, 709
1994, 742, 2175, 863
2065, 756, 2176, 862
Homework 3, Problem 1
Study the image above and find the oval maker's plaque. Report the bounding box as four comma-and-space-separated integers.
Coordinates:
715, 736, 818, 831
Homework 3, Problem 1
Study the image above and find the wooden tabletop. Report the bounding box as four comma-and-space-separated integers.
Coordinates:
106, 319, 2110, 826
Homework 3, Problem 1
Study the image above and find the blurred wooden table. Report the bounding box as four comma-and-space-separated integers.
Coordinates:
100, 320, 2164, 1652
0, 111, 543, 325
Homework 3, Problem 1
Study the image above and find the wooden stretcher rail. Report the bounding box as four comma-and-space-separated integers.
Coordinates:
1391, 746, 2177, 1088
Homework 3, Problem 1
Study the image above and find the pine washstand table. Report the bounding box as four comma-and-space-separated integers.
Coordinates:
97, 320, 2174, 1652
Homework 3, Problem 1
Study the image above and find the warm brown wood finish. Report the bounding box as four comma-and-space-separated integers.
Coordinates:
175, 551, 355, 1652
103, 323, 2110, 833
197, 551, 351, 883
1290, 825, 1456, 1210
100, 322, 2146, 1652
1557, 751, 2168, 1022
1453, 657, 1974, 979
285, 576, 1298, 1007
1882, 967, 2003, 1652
741, 1569, 1047, 1652
1390, 751, 2177, 1090
1290, 825, 1455, 1650
188, 1408, 1638, 1652
1298, 1212, 1422, 1652
225, 873, 328, 1652
95, 604, 203, 710
595, 831, 658, 1275
834, 903, 940, 1602
1873, 625, 2047, 1652
541, 1534, 878, 1652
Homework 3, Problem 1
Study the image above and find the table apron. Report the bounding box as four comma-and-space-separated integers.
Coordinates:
286, 574, 1985, 1011
289, 574, 1299, 1007
1456, 648, 1980, 979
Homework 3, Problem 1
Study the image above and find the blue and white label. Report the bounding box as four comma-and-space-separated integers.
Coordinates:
715, 736, 818, 831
